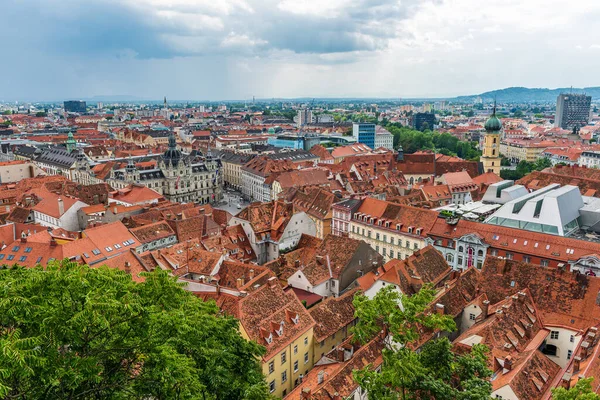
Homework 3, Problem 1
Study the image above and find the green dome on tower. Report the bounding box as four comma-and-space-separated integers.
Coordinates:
65, 131, 77, 153
484, 104, 502, 132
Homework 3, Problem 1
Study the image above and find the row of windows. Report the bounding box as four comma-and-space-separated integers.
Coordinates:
352, 226, 419, 249
488, 249, 550, 266
268, 351, 310, 393
0, 254, 33, 262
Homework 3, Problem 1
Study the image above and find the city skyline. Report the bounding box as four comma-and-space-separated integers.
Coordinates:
3, 0, 600, 101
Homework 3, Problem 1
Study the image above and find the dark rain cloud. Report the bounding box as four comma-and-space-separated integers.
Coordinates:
1, 0, 418, 59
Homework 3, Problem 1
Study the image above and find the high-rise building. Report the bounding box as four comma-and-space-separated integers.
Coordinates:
64, 100, 86, 113
412, 112, 435, 131
555, 93, 591, 129
481, 105, 502, 175
296, 109, 313, 127
352, 123, 376, 149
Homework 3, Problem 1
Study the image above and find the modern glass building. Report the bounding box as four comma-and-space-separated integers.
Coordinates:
64, 100, 87, 113
352, 123, 375, 149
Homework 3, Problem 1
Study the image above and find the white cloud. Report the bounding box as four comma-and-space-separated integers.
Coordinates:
2, 0, 600, 100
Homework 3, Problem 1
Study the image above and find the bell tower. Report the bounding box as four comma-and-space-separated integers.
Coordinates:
481, 102, 502, 175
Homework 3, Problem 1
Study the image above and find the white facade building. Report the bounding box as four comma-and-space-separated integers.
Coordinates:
579, 151, 600, 168
374, 127, 394, 150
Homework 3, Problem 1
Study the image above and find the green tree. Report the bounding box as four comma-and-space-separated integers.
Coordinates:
552, 377, 600, 400
352, 285, 492, 400
533, 157, 552, 171
465, 110, 475, 117
0, 260, 271, 400
35, 111, 47, 117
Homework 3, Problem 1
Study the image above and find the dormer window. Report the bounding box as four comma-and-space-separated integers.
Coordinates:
266, 333, 273, 344
396, 224, 402, 231
408, 227, 413, 233
276, 321, 284, 336
292, 314, 299, 324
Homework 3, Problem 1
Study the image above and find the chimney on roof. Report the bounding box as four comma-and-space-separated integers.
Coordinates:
236, 277, 245, 288
57, 197, 64, 216
268, 276, 278, 288
113, 205, 118, 214
581, 341, 591, 359
523, 322, 533, 339
560, 375, 571, 390
332, 393, 342, 400
317, 370, 325, 384
20, 231, 27, 243
301, 388, 312, 399
295, 259, 300, 268
124, 261, 131, 274
504, 355, 513, 371
573, 356, 582, 372
435, 303, 445, 315
249, 269, 255, 280
409, 274, 422, 292
50, 237, 57, 247
481, 300, 490, 317
216, 283, 221, 295
517, 291, 526, 303
450, 269, 459, 280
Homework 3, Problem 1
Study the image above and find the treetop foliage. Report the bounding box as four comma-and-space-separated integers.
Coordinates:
0, 260, 271, 400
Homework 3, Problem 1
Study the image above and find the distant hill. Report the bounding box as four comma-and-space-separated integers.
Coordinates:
453, 86, 600, 103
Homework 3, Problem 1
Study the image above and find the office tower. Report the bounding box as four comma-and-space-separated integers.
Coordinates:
296, 109, 313, 127
412, 112, 436, 131
352, 122, 376, 149
64, 100, 87, 113
555, 93, 591, 129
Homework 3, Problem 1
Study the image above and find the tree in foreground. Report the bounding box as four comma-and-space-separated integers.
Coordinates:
552, 378, 600, 400
352, 285, 492, 400
0, 260, 271, 399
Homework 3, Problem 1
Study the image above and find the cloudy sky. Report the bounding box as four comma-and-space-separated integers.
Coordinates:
3, 0, 600, 101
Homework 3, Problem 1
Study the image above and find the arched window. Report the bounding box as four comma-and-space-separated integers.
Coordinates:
478, 249, 484, 257
446, 253, 454, 263
458, 246, 464, 253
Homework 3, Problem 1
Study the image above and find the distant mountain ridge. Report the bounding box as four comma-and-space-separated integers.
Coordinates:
454, 86, 600, 103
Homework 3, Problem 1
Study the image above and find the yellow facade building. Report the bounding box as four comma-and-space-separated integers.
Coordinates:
237, 278, 316, 398
480, 106, 502, 175
347, 198, 438, 263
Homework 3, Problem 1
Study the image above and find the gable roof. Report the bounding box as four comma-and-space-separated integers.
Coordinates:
309, 288, 358, 342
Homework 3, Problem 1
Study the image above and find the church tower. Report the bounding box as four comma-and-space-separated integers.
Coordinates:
481, 102, 502, 175
66, 131, 77, 153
